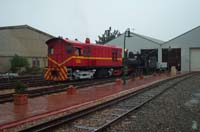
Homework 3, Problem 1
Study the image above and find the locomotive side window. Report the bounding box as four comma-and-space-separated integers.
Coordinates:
112, 50, 117, 61
83, 47, 90, 57
88, 47, 90, 56
117, 50, 121, 58
83, 48, 87, 56
48, 47, 54, 55
66, 44, 72, 54
74, 47, 81, 56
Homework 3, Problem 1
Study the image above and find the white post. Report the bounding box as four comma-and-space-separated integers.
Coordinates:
157, 45, 162, 69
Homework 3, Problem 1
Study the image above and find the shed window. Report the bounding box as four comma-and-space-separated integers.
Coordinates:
66, 44, 72, 54
36, 60, 40, 67
32, 60, 36, 67
32, 58, 40, 67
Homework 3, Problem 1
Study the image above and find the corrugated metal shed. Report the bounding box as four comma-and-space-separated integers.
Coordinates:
0, 25, 54, 72
107, 32, 163, 53
108, 26, 200, 72
162, 26, 200, 71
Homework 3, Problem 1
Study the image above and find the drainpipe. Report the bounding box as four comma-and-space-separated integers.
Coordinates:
158, 44, 162, 69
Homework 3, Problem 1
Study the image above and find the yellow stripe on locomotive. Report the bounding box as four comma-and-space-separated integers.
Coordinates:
44, 66, 67, 81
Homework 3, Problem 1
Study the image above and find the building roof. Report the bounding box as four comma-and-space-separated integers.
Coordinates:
134, 33, 164, 44
0, 25, 55, 38
110, 32, 164, 46
0, 24, 54, 57
162, 25, 200, 45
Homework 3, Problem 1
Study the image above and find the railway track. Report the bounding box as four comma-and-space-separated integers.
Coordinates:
18, 73, 195, 132
0, 75, 48, 90
0, 75, 43, 83
0, 74, 124, 91
0, 77, 120, 104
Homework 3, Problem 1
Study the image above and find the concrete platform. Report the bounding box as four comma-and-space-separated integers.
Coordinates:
0, 73, 185, 131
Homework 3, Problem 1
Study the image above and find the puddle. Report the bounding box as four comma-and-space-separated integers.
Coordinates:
184, 98, 199, 107
193, 93, 200, 98
192, 120, 198, 130
73, 124, 97, 131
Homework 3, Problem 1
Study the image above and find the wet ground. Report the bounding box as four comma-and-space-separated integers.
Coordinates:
0, 74, 171, 131
106, 73, 200, 132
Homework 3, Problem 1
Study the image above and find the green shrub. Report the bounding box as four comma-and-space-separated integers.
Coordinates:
14, 81, 28, 94
10, 54, 29, 73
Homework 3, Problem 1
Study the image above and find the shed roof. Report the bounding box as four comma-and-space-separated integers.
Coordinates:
134, 33, 164, 44
0, 25, 55, 38
0, 25, 54, 57
162, 25, 200, 45
107, 31, 164, 46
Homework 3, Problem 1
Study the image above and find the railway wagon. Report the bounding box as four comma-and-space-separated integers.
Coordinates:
44, 37, 122, 81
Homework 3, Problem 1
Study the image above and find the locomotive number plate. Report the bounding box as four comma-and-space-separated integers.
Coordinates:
76, 59, 81, 64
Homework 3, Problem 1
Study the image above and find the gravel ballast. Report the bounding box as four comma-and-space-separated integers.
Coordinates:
105, 73, 200, 132
46, 74, 194, 132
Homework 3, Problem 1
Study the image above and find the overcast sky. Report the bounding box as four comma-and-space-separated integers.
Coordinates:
0, 0, 199, 42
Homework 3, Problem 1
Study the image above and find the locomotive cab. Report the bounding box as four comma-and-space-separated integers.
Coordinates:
44, 37, 70, 81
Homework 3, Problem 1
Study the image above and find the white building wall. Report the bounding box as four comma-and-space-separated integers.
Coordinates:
161, 26, 200, 71
0, 26, 53, 72
0, 28, 50, 57
107, 26, 200, 72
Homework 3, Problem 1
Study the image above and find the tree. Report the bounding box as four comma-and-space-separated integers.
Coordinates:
10, 54, 29, 73
96, 27, 121, 44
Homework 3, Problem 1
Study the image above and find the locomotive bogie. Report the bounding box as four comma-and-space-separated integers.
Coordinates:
73, 69, 96, 79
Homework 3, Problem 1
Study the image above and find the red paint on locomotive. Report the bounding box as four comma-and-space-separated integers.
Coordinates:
44, 37, 123, 81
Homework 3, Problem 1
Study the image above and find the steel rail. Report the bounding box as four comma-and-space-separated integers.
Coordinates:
0, 75, 42, 82
18, 73, 195, 132
0, 79, 53, 90
93, 74, 195, 132
0, 77, 120, 104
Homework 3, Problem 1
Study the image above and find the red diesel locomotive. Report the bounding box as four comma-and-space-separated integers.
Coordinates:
44, 37, 122, 81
